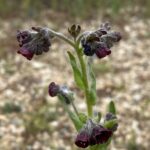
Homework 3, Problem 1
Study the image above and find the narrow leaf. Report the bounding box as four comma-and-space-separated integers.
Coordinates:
108, 101, 116, 115
104, 119, 118, 129
67, 51, 84, 89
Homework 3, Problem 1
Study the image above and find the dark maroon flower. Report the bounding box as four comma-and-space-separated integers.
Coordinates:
90, 126, 112, 145
17, 30, 32, 47
95, 47, 111, 59
75, 130, 89, 148
17, 47, 34, 60
16, 27, 52, 60
48, 82, 60, 97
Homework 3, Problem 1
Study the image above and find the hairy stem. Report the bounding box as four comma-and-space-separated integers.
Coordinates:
75, 46, 93, 117
47, 29, 76, 48
71, 99, 79, 116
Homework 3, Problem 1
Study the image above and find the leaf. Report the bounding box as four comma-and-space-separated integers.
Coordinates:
104, 119, 118, 129
69, 111, 83, 131
67, 51, 84, 89
108, 101, 116, 115
88, 62, 96, 105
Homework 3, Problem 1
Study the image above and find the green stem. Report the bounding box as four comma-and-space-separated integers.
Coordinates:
71, 100, 79, 116
58, 95, 82, 131
75, 46, 93, 117
48, 29, 76, 48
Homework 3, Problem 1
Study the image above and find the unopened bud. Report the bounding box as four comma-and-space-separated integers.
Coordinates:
68, 24, 81, 38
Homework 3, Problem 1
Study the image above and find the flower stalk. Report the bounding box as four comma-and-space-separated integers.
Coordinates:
75, 46, 93, 117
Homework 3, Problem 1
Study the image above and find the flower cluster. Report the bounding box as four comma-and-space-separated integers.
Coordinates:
16, 27, 52, 60
75, 119, 112, 148
81, 22, 121, 59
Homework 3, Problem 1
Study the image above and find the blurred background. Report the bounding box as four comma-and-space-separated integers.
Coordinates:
0, 0, 150, 150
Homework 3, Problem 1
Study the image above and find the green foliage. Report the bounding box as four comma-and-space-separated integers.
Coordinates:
67, 51, 85, 89
0, 0, 150, 19
108, 101, 116, 115
104, 119, 117, 129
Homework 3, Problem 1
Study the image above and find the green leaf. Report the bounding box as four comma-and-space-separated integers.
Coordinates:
88, 62, 96, 105
108, 101, 116, 115
67, 51, 85, 89
69, 111, 83, 131
104, 119, 118, 129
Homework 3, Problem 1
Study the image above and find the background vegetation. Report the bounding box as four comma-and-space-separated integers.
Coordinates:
0, 0, 150, 19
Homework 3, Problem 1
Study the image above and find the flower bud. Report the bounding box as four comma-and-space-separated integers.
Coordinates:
48, 82, 60, 97
68, 24, 81, 38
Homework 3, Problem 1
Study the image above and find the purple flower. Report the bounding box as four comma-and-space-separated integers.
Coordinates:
17, 30, 32, 47
75, 130, 90, 148
48, 82, 60, 97
81, 23, 121, 60
16, 27, 52, 60
83, 44, 95, 56
90, 126, 112, 145
17, 47, 34, 60
95, 47, 111, 59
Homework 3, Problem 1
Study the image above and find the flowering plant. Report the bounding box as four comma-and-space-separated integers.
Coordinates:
16, 22, 121, 150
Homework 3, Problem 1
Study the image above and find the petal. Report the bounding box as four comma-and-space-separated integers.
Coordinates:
18, 47, 34, 60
